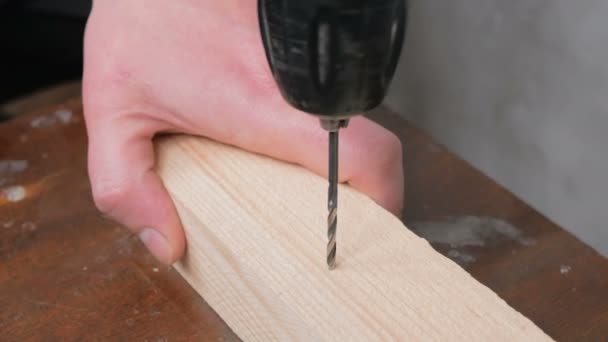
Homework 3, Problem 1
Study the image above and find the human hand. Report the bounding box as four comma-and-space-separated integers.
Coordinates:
83, 0, 404, 264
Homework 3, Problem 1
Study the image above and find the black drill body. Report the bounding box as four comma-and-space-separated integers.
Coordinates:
258, 0, 407, 120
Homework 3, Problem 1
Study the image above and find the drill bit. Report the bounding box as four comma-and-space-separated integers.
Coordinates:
327, 129, 339, 270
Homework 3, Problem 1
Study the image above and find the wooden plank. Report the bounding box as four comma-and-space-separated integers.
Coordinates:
156, 135, 552, 341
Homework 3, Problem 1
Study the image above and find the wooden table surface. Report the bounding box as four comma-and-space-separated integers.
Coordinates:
1, 88, 607, 341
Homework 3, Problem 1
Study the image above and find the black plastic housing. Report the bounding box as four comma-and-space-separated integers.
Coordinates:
259, 0, 407, 118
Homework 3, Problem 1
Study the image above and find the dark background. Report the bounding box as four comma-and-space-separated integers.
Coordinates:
0, 0, 91, 112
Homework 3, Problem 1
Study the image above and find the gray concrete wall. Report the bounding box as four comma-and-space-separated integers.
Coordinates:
387, 0, 608, 255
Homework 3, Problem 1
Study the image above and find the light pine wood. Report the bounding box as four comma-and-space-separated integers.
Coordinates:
156, 136, 552, 341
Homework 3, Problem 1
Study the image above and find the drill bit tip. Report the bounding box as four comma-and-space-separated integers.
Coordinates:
327, 205, 337, 270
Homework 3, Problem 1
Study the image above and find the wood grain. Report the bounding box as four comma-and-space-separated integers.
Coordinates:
156, 136, 552, 341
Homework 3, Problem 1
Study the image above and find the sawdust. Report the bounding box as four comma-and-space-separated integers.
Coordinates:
2, 186, 26, 202
30, 109, 75, 128
0, 160, 28, 174
412, 216, 535, 248
411, 216, 537, 265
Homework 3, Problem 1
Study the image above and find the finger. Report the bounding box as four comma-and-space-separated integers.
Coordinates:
340, 117, 404, 216
86, 112, 185, 264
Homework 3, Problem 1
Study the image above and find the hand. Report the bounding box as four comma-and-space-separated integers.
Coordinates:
83, 0, 404, 264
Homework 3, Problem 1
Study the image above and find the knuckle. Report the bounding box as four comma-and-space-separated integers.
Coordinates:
386, 131, 403, 157
372, 131, 405, 214
90, 180, 130, 216
373, 130, 403, 169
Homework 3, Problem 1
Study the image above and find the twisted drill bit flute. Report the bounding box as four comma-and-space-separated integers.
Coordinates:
327, 130, 339, 269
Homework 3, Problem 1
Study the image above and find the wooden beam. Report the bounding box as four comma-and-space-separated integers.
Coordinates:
156, 136, 551, 341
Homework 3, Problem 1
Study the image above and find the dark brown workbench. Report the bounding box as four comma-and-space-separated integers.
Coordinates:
1, 87, 607, 341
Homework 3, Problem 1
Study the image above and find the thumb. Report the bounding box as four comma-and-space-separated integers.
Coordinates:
86, 112, 185, 264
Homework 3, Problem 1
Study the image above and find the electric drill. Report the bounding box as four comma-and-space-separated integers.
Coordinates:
258, 0, 407, 269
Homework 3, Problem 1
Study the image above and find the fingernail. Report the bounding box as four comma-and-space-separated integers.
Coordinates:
138, 228, 173, 264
